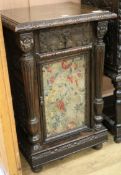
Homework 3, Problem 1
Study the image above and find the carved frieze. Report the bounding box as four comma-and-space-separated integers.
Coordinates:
33, 132, 107, 160
39, 24, 95, 53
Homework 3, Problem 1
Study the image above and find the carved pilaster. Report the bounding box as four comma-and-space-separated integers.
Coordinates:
94, 21, 108, 130
19, 32, 40, 150
117, 1, 121, 68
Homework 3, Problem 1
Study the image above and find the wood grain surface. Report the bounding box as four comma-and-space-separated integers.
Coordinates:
0, 0, 80, 10
0, 0, 29, 10
0, 17, 22, 175
29, 0, 80, 6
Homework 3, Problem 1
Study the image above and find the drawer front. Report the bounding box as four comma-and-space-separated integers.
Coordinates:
39, 23, 95, 53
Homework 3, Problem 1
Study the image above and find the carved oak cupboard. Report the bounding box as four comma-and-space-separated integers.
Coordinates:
82, 0, 121, 143
1, 2, 116, 172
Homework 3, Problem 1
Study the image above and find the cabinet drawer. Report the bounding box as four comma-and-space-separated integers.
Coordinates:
39, 23, 95, 53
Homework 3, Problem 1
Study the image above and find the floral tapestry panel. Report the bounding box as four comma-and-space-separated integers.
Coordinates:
42, 55, 86, 137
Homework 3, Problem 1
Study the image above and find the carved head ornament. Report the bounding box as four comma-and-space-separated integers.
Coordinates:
19, 32, 34, 53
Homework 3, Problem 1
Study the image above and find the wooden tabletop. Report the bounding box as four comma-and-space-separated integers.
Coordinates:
1, 2, 117, 32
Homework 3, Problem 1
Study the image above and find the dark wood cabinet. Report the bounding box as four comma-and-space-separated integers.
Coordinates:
1, 2, 116, 172
82, 0, 121, 143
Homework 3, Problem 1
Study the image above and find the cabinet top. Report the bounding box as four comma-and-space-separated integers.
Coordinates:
1, 2, 116, 33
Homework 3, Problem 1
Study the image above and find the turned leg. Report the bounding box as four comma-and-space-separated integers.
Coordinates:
112, 78, 121, 143
93, 143, 103, 150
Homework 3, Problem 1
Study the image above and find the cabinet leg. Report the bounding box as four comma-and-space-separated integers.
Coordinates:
114, 136, 121, 143
31, 166, 43, 173
93, 143, 103, 150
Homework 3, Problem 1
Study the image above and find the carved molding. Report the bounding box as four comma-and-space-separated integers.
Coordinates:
117, 2, 121, 67
104, 20, 117, 67
33, 131, 107, 160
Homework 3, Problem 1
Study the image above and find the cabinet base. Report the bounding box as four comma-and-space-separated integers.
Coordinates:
18, 128, 107, 172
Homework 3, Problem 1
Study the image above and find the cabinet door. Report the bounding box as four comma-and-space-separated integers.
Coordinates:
0, 17, 22, 175
37, 47, 92, 142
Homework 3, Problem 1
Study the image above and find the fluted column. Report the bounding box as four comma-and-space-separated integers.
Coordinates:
19, 32, 40, 151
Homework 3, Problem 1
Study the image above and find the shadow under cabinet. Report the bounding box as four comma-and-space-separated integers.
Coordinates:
1, 2, 116, 172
